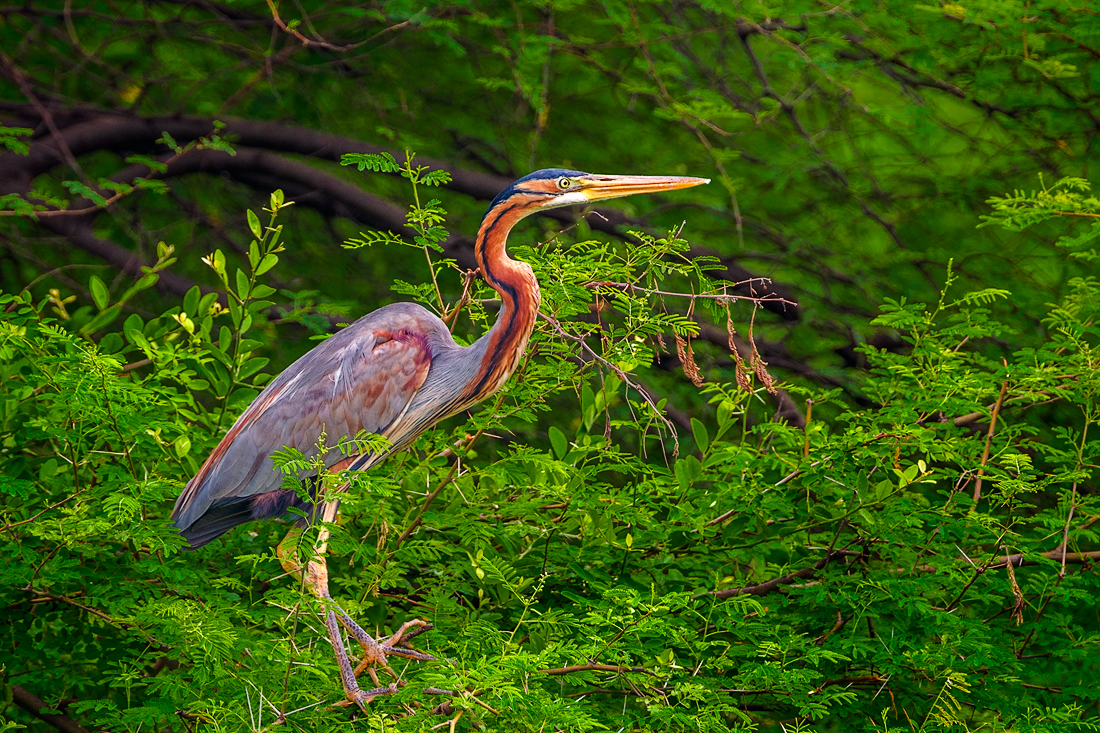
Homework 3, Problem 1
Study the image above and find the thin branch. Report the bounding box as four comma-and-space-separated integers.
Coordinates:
704, 506, 739, 527
0, 140, 195, 218
814, 612, 853, 646
585, 279, 793, 309
538, 663, 653, 676
989, 548, 1100, 570
971, 377, 1009, 505
265, 0, 415, 51
539, 312, 679, 453
713, 550, 847, 600
391, 424, 495, 550
0, 52, 90, 185
944, 538, 1007, 612
393, 458, 463, 549
29, 591, 169, 651
0, 487, 91, 534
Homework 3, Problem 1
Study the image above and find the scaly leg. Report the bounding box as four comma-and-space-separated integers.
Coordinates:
277, 500, 435, 710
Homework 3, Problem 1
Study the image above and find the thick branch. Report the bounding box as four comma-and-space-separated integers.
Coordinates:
10, 686, 91, 733
989, 549, 1100, 570
1, 108, 798, 318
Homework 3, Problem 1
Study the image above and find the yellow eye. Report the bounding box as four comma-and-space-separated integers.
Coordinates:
558, 177, 572, 190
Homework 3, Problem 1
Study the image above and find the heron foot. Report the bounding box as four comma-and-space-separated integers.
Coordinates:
322, 608, 434, 711
276, 524, 434, 708
330, 608, 437, 683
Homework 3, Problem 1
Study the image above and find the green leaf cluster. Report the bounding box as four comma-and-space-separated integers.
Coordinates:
1, 176, 1097, 732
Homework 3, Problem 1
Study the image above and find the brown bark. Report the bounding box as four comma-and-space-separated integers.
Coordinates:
10, 686, 92, 733
0, 107, 798, 318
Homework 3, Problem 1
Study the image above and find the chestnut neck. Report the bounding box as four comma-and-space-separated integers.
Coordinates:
463, 201, 541, 402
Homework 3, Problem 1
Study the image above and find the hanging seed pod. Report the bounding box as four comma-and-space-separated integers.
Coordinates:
747, 309, 778, 394
727, 308, 753, 391
675, 332, 704, 387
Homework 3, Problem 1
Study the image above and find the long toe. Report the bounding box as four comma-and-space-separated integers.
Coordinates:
335, 612, 436, 667
382, 645, 437, 662
333, 608, 386, 653
325, 603, 436, 682
385, 619, 432, 647
337, 685, 398, 711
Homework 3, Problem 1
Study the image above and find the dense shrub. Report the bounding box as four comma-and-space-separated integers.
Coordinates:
2, 173, 1098, 731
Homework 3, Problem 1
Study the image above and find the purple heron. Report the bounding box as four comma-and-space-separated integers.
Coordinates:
171, 168, 709, 708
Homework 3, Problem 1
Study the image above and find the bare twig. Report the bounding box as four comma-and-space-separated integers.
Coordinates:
540, 312, 679, 453
29, 591, 169, 651
704, 506, 739, 527
0, 51, 90, 185
265, 0, 416, 51
584, 279, 792, 309
944, 537, 1007, 612
393, 459, 463, 549
971, 377, 1009, 505
392, 423, 495, 550
0, 487, 91, 534
814, 612, 853, 646
538, 663, 653, 676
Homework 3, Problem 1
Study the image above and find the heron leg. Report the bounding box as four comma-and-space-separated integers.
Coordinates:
276, 501, 434, 709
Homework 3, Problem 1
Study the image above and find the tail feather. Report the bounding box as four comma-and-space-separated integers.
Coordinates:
176, 489, 315, 550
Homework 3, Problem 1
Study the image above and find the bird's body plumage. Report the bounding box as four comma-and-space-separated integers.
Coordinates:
173, 186, 543, 546
173, 302, 439, 545
172, 167, 707, 548
172, 286, 540, 546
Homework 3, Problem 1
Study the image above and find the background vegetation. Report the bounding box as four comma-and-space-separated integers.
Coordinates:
1, 1, 1099, 731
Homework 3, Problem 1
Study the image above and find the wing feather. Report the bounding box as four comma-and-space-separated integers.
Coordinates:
172, 307, 435, 532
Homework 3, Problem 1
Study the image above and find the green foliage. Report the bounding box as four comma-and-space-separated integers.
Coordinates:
0, 127, 32, 156
4, 0, 1100, 729
983, 175, 1100, 260
0, 120, 231, 218
1, 167, 1098, 732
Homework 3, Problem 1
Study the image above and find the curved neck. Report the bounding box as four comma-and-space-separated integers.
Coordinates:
463, 202, 541, 403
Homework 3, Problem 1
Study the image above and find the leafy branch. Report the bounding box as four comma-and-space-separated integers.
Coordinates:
0, 123, 234, 219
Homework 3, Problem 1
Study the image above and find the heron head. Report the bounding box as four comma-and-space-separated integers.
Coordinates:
489, 168, 710, 214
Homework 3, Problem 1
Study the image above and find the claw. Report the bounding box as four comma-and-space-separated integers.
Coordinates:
335, 685, 398, 711
322, 608, 430, 710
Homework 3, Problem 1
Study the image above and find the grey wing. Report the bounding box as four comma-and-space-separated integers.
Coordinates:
172, 308, 436, 531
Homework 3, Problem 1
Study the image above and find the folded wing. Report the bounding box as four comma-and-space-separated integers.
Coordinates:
172, 309, 434, 546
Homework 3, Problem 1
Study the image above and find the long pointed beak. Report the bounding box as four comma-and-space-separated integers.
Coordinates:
581, 174, 710, 202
